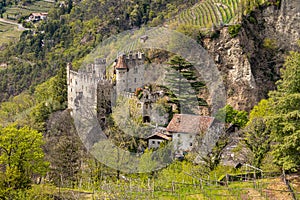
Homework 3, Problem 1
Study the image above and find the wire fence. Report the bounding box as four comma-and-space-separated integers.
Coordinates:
88, 173, 300, 200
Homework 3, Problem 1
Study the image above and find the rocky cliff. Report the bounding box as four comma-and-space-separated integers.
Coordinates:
202, 0, 300, 111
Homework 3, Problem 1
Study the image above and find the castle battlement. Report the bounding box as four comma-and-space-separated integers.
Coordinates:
126, 52, 145, 60
95, 58, 106, 65
67, 52, 145, 114
67, 51, 168, 125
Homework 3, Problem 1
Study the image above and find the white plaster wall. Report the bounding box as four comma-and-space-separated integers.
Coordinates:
172, 133, 195, 152
148, 139, 164, 149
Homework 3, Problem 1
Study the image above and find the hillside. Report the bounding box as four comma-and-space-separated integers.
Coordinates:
0, 0, 299, 199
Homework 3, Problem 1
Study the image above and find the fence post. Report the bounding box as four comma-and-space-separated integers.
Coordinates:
253, 171, 256, 189
215, 172, 217, 186
200, 179, 203, 190
226, 174, 229, 187
172, 181, 175, 195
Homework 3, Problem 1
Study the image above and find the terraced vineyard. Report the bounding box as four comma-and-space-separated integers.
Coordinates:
168, 0, 267, 29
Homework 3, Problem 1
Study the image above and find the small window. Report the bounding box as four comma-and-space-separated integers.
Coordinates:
70, 88, 72, 92
190, 135, 193, 138
178, 134, 180, 137
190, 143, 193, 147
134, 78, 137, 83
158, 141, 161, 145
152, 141, 155, 144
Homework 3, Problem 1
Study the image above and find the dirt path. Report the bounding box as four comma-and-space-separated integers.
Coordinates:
0, 18, 28, 31
263, 178, 294, 200
246, 188, 266, 200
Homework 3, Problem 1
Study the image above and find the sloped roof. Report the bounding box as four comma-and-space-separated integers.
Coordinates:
31, 12, 48, 17
115, 55, 128, 70
147, 132, 171, 141
166, 114, 214, 134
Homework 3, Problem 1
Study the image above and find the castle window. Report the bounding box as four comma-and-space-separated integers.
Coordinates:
70, 88, 72, 92
134, 67, 138, 74
70, 79, 72, 83
123, 80, 125, 83
129, 88, 131, 92
190, 143, 193, 147
134, 78, 137, 83
75, 81, 77, 85
152, 141, 155, 144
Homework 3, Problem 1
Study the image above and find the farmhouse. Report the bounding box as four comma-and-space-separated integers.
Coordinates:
146, 131, 171, 149
27, 13, 48, 22
166, 114, 215, 155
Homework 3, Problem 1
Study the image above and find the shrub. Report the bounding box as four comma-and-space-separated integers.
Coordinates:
263, 38, 278, 50
228, 24, 241, 38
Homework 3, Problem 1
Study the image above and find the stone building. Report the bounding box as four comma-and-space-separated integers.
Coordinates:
67, 58, 108, 112
115, 52, 145, 95
166, 114, 215, 155
147, 131, 171, 149
67, 51, 148, 124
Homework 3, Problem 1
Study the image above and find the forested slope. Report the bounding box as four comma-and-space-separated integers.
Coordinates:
0, 0, 196, 102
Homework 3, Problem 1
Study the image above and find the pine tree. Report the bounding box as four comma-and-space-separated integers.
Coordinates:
165, 55, 205, 114
267, 51, 300, 171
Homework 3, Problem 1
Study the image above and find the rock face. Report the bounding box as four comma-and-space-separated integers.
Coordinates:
203, 0, 300, 111
203, 29, 258, 111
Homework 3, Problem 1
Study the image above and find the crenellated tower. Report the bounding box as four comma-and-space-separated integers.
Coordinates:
115, 52, 145, 95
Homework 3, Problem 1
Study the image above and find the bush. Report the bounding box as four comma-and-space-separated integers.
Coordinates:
228, 24, 241, 38
263, 38, 278, 50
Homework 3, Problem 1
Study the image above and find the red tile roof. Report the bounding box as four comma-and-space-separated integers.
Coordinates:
115, 55, 128, 69
166, 114, 214, 134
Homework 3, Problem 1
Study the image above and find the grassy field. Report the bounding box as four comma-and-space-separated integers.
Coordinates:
5, 0, 54, 21
0, 21, 22, 45
0, 0, 54, 46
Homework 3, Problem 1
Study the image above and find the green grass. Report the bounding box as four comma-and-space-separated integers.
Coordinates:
4, 0, 54, 21
0, 22, 21, 45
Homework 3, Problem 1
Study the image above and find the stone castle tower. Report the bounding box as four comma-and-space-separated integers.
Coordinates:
115, 52, 145, 95
67, 52, 148, 123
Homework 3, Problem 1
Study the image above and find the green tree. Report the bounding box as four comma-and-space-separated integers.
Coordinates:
267, 51, 300, 171
0, 126, 48, 196
166, 55, 205, 113
243, 118, 271, 168
242, 99, 273, 168
216, 105, 248, 128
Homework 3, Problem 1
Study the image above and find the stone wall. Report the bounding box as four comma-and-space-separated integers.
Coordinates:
67, 58, 107, 112
115, 52, 145, 95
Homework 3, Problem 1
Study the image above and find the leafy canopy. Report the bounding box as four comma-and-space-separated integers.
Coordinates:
0, 125, 48, 194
